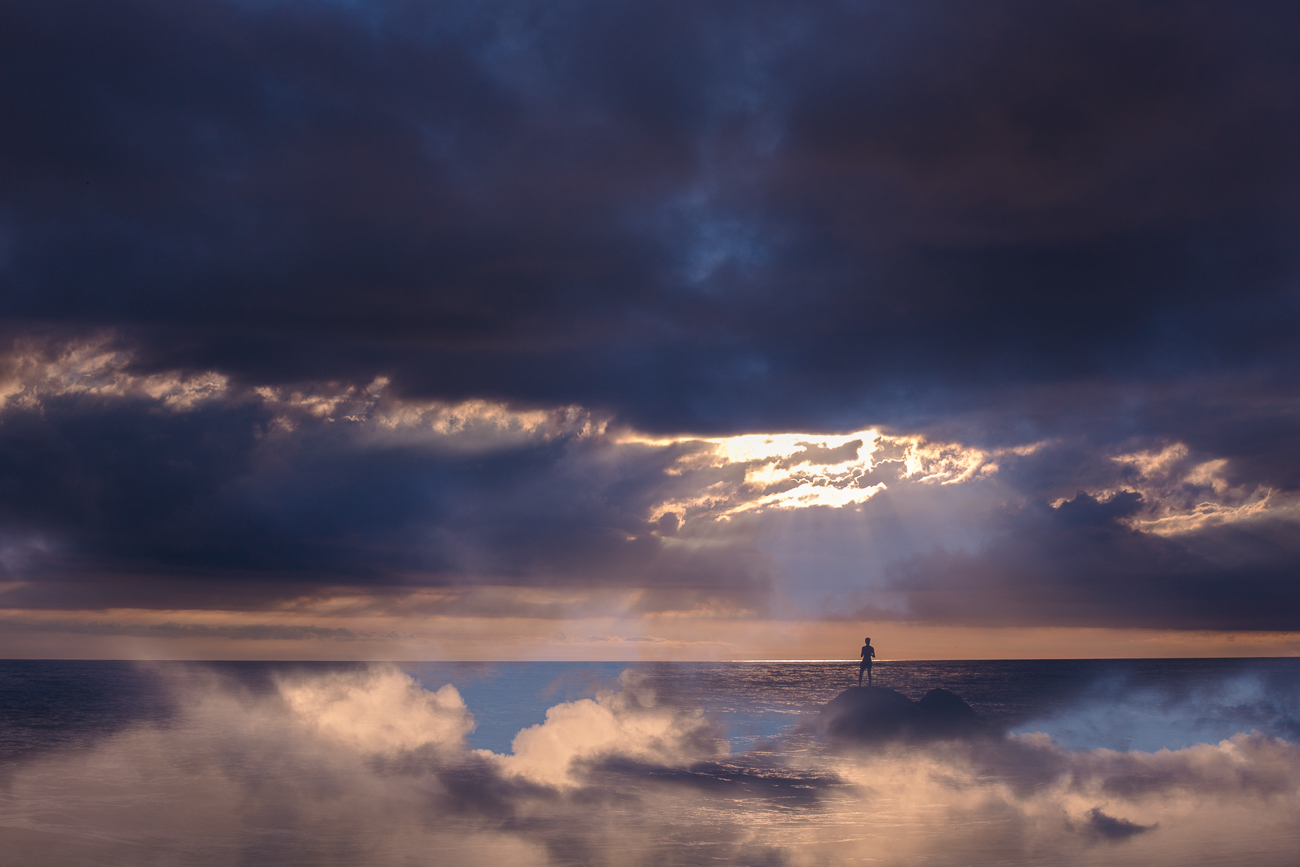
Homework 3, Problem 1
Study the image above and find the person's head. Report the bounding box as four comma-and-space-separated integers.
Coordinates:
864, 637, 871, 644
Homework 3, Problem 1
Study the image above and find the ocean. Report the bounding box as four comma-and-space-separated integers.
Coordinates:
2, 658, 1298, 865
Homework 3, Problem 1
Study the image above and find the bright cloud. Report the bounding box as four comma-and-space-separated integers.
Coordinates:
0, 335, 229, 411
0, 336, 1034, 525
2, 665, 1299, 866
0, 336, 606, 453
643, 429, 1031, 522
489, 670, 725, 787
2, 334, 1294, 642
278, 667, 474, 754
1106, 442, 1288, 536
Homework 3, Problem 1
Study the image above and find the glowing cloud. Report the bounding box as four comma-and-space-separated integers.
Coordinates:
2, 665, 1299, 865
278, 667, 474, 754
489, 670, 726, 787
1104, 443, 1287, 536
0, 335, 229, 411
0, 336, 606, 453
642, 429, 1028, 522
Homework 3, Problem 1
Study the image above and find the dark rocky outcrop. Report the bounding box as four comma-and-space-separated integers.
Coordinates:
816, 687, 990, 744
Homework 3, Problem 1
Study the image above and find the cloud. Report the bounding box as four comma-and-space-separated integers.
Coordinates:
640, 428, 1015, 522
882, 492, 1300, 630
2, 0, 1300, 637
277, 667, 474, 753
1, 0, 1298, 432
3, 664, 1300, 865
1006, 663, 1300, 751
489, 669, 726, 787
1, 335, 1298, 634
0, 333, 229, 412
1082, 807, 1155, 840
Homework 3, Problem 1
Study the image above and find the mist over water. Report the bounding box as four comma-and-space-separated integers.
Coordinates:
2, 659, 1298, 865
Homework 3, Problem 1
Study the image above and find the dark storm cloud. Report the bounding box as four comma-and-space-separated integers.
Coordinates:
1, 0, 1299, 629
0, 340, 1295, 628
0, 379, 774, 610
881, 489, 1300, 630
2, 0, 1298, 431
862, 416, 1300, 630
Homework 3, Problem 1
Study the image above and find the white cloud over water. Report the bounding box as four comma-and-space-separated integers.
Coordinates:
1, 665, 1298, 866
278, 667, 474, 754
490, 670, 726, 787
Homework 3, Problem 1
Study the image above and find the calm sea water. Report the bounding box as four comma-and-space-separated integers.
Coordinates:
2, 658, 1298, 866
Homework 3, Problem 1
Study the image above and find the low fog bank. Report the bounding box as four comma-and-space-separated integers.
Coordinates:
0, 665, 1298, 866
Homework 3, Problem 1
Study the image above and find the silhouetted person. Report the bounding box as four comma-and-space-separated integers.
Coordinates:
858, 637, 875, 686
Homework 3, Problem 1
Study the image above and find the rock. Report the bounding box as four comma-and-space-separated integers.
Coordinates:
816, 686, 989, 744
916, 688, 985, 737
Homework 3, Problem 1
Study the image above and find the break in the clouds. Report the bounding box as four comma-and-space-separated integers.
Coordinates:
0, 334, 1296, 641
1, 0, 1300, 650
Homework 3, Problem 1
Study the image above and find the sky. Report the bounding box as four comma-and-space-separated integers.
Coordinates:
1, 0, 1298, 659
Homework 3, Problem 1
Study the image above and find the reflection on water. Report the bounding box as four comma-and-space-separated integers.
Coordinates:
0, 659, 1298, 865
